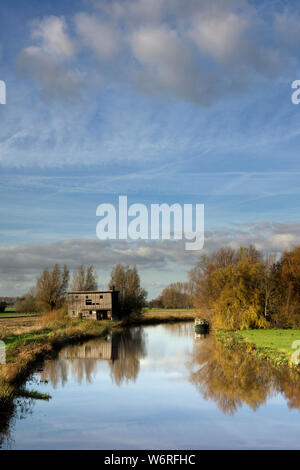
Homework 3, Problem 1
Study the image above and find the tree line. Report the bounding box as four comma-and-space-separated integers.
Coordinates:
148, 282, 193, 309
15, 263, 147, 316
150, 244, 300, 329
12, 243, 300, 328
189, 244, 300, 329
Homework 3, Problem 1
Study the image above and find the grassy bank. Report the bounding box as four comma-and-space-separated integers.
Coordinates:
217, 329, 300, 369
129, 309, 197, 325
0, 314, 119, 407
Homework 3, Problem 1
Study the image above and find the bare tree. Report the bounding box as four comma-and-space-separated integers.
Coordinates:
159, 282, 193, 309
70, 265, 98, 291
36, 264, 69, 311
261, 253, 277, 319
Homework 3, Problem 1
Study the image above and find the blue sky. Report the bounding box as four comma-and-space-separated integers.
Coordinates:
1, 0, 300, 297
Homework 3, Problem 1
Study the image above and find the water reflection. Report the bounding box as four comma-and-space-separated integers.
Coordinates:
109, 329, 147, 385
1, 329, 147, 448
194, 332, 209, 341
162, 322, 194, 337
0, 397, 35, 449
41, 328, 147, 388
188, 334, 300, 415
1, 324, 300, 449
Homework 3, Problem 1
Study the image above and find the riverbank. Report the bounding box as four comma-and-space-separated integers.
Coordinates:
217, 329, 300, 369
0, 310, 197, 407
0, 316, 118, 407
129, 310, 197, 325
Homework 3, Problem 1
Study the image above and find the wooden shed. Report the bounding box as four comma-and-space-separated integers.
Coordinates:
67, 287, 119, 321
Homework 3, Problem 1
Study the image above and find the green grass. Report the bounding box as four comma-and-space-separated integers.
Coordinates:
217, 329, 300, 368
0, 312, 40, 318
0, 307, 41, 318
4, 328, 53, 353
239, 329, 300, 356
16, 388, 51, 401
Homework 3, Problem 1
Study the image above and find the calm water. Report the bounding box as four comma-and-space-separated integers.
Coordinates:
1, 323, 300, 449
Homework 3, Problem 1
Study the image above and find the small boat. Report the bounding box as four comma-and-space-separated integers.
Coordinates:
194, 318, 209, 333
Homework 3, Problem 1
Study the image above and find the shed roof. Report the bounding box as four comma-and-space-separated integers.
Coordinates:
67, 290, 118, 294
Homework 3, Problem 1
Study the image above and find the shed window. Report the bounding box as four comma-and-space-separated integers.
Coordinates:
99, 295, 103, 299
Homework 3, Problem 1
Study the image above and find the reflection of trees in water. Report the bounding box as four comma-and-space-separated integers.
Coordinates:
188, 335, 300, 415
274, 369, 300, 411
110, 328, 147, 386
41, 356, 98, 388
162, 322, 194, 337
41, 328, 146, 388
0, 401, 14, 449
0, 397, 35, 449
1, 328, 147, 446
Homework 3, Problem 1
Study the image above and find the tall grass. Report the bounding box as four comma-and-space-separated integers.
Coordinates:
38, 307, 68, 328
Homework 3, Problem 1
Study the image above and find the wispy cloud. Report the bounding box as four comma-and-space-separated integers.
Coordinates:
2, 171, 300, 197
16, 0, 300, 103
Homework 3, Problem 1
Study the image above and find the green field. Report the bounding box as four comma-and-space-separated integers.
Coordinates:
0, 307, 40, 318
218, 329, 300, 367
239, 329, 300, 357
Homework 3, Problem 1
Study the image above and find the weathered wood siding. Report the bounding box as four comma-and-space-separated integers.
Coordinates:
60, 339, 112, 360
67, 290, 119, 320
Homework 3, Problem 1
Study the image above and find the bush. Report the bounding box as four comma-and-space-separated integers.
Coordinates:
15, 295, 38, 314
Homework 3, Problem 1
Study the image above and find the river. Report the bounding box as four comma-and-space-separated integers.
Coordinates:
0, 322, 300, 449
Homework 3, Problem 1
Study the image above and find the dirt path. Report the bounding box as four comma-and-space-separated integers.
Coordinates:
0, 316, 40, 335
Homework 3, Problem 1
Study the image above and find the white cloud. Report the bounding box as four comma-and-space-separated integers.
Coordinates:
18, 16, 83, 98
130, 25, 199, 100
17, 1, 300, 104
127, 0, 164, 23
188, 11, 248, 61
30, 15, 76, 59
75, 13, 120, 60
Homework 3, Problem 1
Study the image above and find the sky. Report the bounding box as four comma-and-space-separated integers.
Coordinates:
1, 0, 300, 298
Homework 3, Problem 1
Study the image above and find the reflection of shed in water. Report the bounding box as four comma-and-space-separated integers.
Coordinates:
42, 329, 146, 387
60, 335, 120, 361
